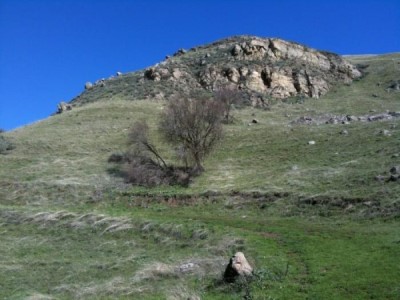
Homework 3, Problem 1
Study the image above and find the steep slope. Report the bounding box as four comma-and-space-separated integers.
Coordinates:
1, 45, 399, 299
70, 36, 361, 107
1, 53, 399, 205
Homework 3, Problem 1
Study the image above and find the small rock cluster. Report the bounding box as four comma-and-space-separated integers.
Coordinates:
144, 67, 187, 82
56, 102, 72, 114
375, 165, 400, 182
293, 111, 400, 125
84, 72, 123, 90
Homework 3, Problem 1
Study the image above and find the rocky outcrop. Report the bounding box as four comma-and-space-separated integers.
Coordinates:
142, 37, 360, 101
70, 36, 362, 106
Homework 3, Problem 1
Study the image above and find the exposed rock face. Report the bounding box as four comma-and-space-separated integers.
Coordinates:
152, 37, 359, 100
70, 36, 361, 106
190, 37, 360, 100
223, 252, 253, 283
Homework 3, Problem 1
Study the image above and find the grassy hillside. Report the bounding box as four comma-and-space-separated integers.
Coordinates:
1, 54, 399, 299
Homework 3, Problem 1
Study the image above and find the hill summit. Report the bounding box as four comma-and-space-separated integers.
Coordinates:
71, 36, 361, 107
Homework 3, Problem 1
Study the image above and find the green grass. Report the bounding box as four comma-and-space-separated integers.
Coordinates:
1, 53, 400, 299
1, 205, 399, 299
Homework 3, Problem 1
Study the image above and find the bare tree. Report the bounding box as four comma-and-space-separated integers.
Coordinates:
213, 84, 242, 123
159, 95, 224, 174
128, 120, 167, 169
125, 121, 186, 187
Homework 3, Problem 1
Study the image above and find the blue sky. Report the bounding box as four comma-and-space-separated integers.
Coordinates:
1, 0, 399, 130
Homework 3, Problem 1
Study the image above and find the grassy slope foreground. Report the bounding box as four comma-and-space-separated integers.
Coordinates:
0, 54, 400, 299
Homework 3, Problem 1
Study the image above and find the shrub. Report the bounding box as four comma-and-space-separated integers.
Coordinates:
0, 135, 14, 154
112, 121, 191, 187
123, 154, 190, 187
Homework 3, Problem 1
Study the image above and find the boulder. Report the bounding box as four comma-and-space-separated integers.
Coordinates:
390, 166, 400, 175
346, 115, 358, 122
84, 82, 93, 90
388, 81, 400, 91
95, 78, 106, 85
379, 130, 391, 136
144, 68, 161, 81
173, 48, 187, 57
223, 252, 253, 283
231, 44, 242, 56
177, 262, 199, 274
368, 113, 392, 122
57, 102, 72, 114
374, 175, 386, 182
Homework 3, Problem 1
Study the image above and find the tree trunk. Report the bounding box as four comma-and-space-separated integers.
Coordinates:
192, 156, 204, 175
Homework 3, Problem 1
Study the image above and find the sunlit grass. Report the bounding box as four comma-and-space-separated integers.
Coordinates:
0, 54, 399, 299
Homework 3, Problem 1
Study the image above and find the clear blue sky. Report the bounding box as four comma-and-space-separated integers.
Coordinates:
1, 0, 399, 131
